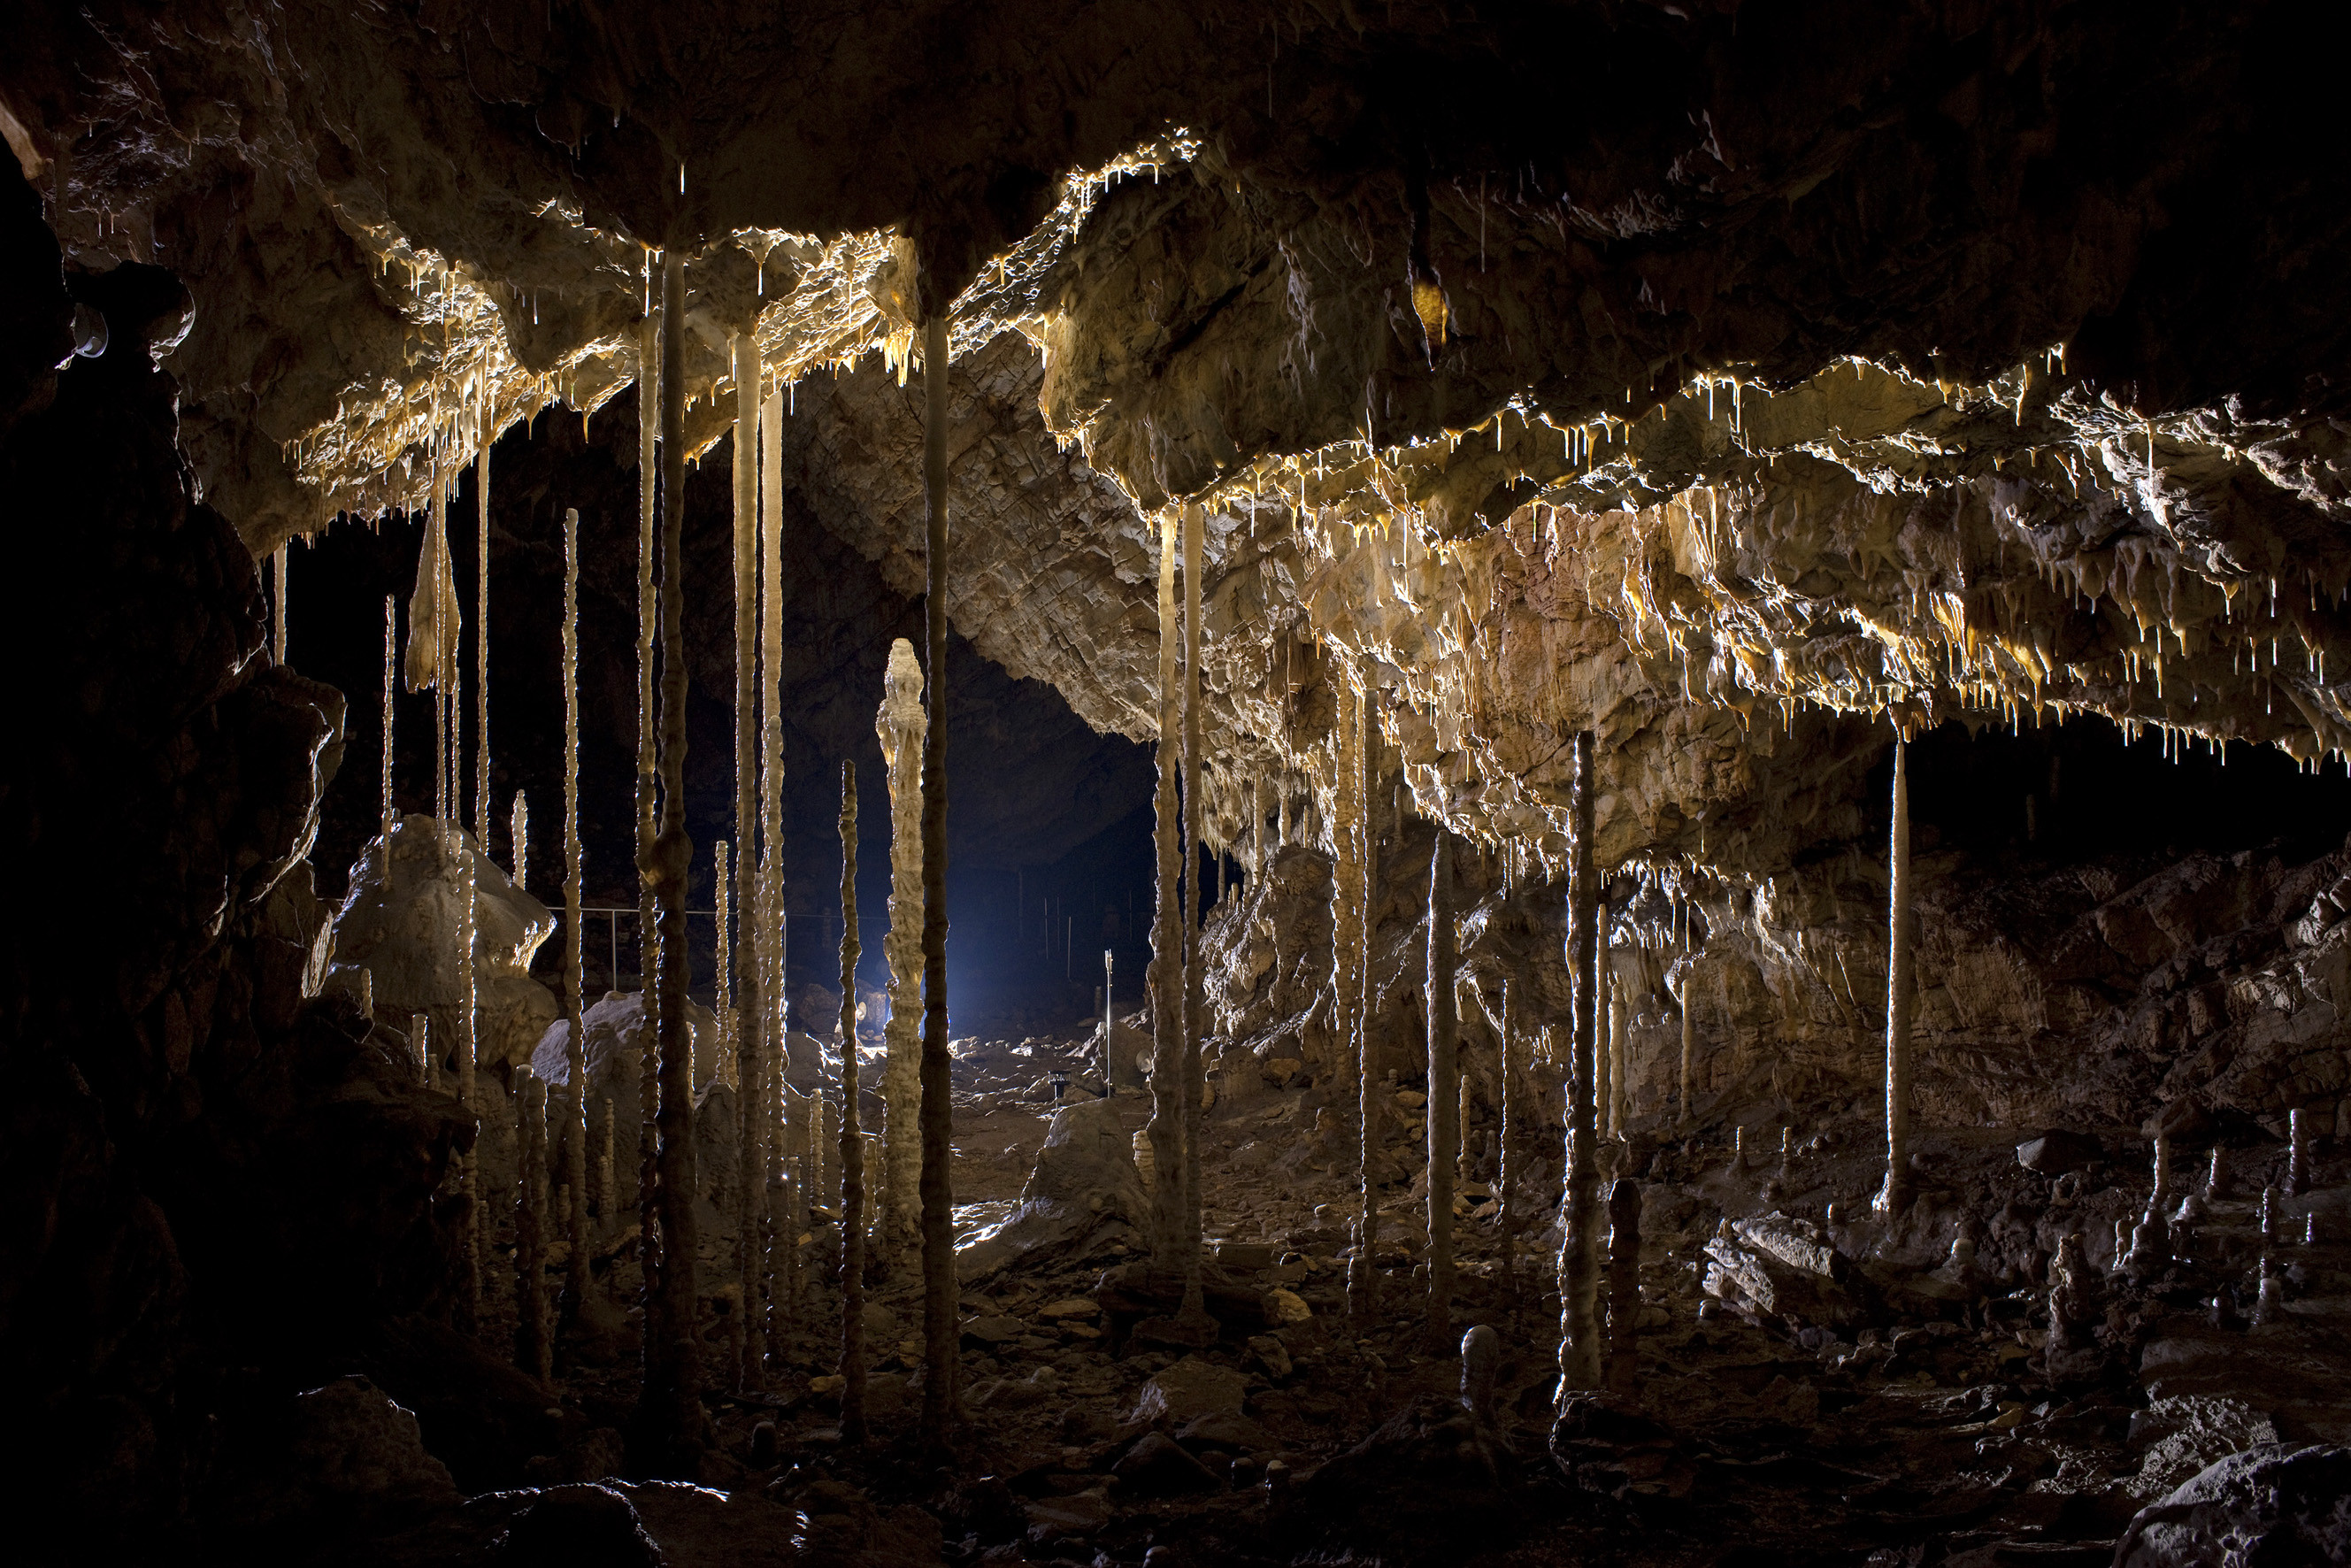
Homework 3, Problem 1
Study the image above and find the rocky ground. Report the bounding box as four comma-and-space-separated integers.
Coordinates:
184, 1003, 2351, 1568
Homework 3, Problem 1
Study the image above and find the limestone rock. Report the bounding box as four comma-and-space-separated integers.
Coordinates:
333, 814, 557, 1070
1128, 1357, 1246, 1427
2114, 1444, 2351, 1567
955, 1095, 1146, 1280
528, 989, 723, 1156
283, 1375, 457, 1513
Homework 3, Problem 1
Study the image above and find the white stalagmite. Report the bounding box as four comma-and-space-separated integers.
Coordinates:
1348, 673, 1379, 1325
509, 792, 528, 893
634, 311, 660, 1255
728, 328, 760, 1392
1179, 503, 1209, 1323
757, 380, 785, 1369
1596, 968, 1616, 1141
1146, 510, 1184, 1268
875, 638, 927, 1272
1876, 734, 1914, 1216
715, 840, 734, 1078
458, 846, 483, 1329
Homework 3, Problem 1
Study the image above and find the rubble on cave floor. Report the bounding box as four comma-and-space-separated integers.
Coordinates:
232, 1011, 2351, 1568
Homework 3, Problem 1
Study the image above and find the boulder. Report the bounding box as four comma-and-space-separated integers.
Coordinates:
284, 1375, 458, 1514
2017, 1129, 2105, 1175
956, 1095, 1146, 1280
497, 1482, 664, 1567
528, 990, 724, 1157
1702, 1213, 1865, 1329
1113, 1431, 1224, 1495
334, 814, 558, 1070
2115, 1443, 2351, 1566
1129, 1356, 1247, 1426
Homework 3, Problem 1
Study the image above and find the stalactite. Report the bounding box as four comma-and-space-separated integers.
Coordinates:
380, 596, 396, 837
641, 248, 705, 1457
1179, 504, 1209, 1324
1255, 774, 1277, 875
1147, 509, 1184, 1271
1349, 677, 1379, 1326
836, 761, 868, 1446
514, 1066, 551, 1382
756, 380, 785, 1382
875, 639, 926, 1273
634, 308, 662, 1321
473, 445, 491, 845
1877, 734, 1914, 1216
1557, 730, 1602, 1395
917, 309, 957, 1446
1426, 826, 1458, 1344
560, 507, 588, 1316
728, 328, 761, 1394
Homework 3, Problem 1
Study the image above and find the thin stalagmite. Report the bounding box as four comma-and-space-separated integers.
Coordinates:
835, 760, 868, 1446
509, 793, 528, 890
473, 444, 490, 845
560, 507, 588, 1316
1348, 679, 1379, 1325
916, 308, 957, 1445
640, 247, 703, 1455
875, 639, 926, 1272
634, 309, 661, 1296
1604, 1177, 1642, 1401
1328, 675, 1364, 1306
1425, 826, 1458, 1343
380, 596, 396, 835
272, 544, 288, 665
1147, 508, 1183, 1268
1558, 730, 1602, 1395
1179, 503, 1208, 1322
1498, 972, 1523, 1295
1610, 966, 1631, 1136
458, 848, 482, 1329
1678, 954, 1695, 1127
1596, 968, 1615, 1141
755, 379, 785, 1376
728, 328, 761, 1393
1877, 734, 1914, 1216
514, 1066, 550, 1381
715, 844, 733, 1080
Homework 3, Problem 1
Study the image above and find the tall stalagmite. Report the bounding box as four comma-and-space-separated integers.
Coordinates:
756, 381, 786, 1373
1498, 973, 1523, 1295
728, 329, 762, 1392
917, 309, 956, 1445
1328, 675, 1364, 1300
273, 544, 288, 665
458, 848, 482, 1327
560, 507, 588, 1310
1348, 679, 1379, 1325
1147, 509, 1183, 1267
641, 248, 704, 1456
1426, 826, 1457, 1342
380, 596, 396, 835
835, 761, 868, 1446
1557, 731, 1602, 1394
514, 1067, 550, 1382
1179, 504, 1207, 1320
875, 639, 926, 1272
473, 444, 490, 845
1878, 734, 1915, 1216
634, 309, 661, 1264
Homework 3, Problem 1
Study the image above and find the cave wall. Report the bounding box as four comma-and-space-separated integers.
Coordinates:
0, 169, 465, 1549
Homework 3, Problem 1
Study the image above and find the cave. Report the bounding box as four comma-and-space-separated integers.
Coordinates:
6, 6, 2351, 1564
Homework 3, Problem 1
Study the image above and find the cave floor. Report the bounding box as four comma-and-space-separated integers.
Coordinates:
305, 1028, 2350, 1568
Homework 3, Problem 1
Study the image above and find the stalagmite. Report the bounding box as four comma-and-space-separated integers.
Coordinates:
1255, 775, 1277, 876
2288, 1108, 2310, 1196
1179, 504, 1209, 1326
560, 507, 588, 1316
1348, 678, 1379, 1326
1498, 973, 1523, 1295
716, 842, 733, 1075
1557, 730, 1602, 1395
1425, 826, 1458, 1343
1605, 1178, 1641, 1400
380, 596, 396, 836
728, 329, 761, 1394
1876, 734, 1914, 1216
514, 1066, 550, 1382
1610, 968, 1631, 1135
509, 792, 528, 892
640, 248, 704, 1456
875, 640, 926, 1272
917, 309, 957, 1445
459, 849, 483, 1328
634, 309, 662, 1308
473, 445, 490, 844
273, 544, 288, 665
835, 761, 868, 1446
756, 379, 785, 1378
1678, 960, 1694, 1127
1147, 509, 1184, 1272
1596, 969, 1615, 1141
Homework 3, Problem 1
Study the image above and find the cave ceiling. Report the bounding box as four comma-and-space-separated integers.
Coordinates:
11, 0, 2351, 888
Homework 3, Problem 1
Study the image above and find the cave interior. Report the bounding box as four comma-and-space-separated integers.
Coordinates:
7, 4, 2351, 1564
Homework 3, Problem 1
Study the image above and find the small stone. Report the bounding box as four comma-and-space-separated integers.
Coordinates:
809, 1374, 847, 1395
1263, 1287, 1313, 1326
1038, 1297, 1099, 1318
1113, 1431, 1224, 1495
